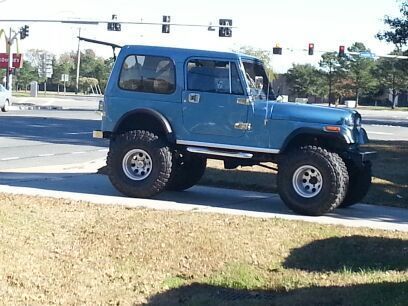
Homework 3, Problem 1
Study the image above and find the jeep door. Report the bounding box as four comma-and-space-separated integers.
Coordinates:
182, 59, 248, 138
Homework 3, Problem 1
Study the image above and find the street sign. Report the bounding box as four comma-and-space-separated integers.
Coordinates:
0, 53, 23, 68
61, 74, 69, 82
359, 51, 375, 59
38, 53, 53, 78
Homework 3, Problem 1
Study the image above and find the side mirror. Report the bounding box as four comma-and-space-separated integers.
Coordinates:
254, 76, 263, 90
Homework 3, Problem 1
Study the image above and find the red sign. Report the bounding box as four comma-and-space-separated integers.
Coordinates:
0, 53, 24, 69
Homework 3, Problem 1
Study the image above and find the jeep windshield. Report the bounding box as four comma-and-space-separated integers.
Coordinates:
242, 61, 273, 100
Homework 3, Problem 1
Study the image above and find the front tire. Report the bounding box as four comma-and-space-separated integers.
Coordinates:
278, 146, 349, 216
339, 161, 372, 208
107, 130, 172, 198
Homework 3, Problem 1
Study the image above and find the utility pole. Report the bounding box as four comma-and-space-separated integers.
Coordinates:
5, 28, 19, 90
328, 60, 332, 107
75, 28, 81, 94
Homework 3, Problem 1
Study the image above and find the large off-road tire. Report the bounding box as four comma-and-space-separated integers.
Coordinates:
339, 161, 372, 208
278, 146, 349, 216
107, 130, 172, 198
167, 151, 206, 191
1, 99, 10, 112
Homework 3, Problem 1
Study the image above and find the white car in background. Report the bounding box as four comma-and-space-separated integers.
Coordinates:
0, 84, 11, 112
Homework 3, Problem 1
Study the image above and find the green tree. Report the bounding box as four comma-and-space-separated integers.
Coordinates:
374, 56, 408, 108
319, 52, 347, 105
346, 43, 378, 107
237, 46, 275, 80
377, 1, 408, 49
79, 49, 112, 93
14, 61, 38, 90
286, 64, 326, 99
51, 52, 75, 87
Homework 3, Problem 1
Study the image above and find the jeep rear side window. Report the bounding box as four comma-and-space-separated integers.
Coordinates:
119, 55, 175, 94
187, 60, 244, 95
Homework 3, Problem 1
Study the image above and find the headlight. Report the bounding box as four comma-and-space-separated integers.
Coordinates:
344, 113, 361, 127
355, 115, 361, 127
344, 115, 354, 126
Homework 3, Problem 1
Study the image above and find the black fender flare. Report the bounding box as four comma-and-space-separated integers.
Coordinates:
281, 127, 349, 153
113, 108, 174, 141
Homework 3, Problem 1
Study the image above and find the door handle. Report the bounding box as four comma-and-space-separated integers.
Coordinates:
188, 93, 200, 103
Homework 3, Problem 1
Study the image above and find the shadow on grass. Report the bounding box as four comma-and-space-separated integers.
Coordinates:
146, 236, 408, 305
145, 281, 408, 306
284, 235, 408, 272
201, 167, 277, 194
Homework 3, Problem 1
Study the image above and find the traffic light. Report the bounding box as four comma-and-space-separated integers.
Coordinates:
20, 25, 29, 40
272, 44, 282, 55
308, 43, 314, 55
107, 14, 121, 31
339, 45, 345, 57
162, 15, 170, 34
219, 19, 232, 37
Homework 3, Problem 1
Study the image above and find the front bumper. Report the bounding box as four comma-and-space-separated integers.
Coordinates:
347, 150, 377, 168
356, 127, 369, 144
93, 130, 111, 139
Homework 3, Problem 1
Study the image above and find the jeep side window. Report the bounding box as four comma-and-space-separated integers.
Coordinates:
187, 60, 244, 95
119, 55, 175, 94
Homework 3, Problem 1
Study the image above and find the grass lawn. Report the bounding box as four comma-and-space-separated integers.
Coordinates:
0, 194, 407, 305
201, 140, 408, 209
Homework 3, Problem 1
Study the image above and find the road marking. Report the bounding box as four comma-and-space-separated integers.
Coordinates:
1, 157, 19, 161
65, 132, 93, 135
29, 124, 47, 128
368, 131, 394, 135
71, 151, 86, 154
38, 154, 55, 157
98, 149, 108, 152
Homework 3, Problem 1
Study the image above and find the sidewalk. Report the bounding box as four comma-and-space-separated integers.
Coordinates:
0, 159, 407, 232
10, 96, 100, 111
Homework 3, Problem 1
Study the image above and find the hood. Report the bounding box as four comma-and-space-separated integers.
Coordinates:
270, 102, 356, 125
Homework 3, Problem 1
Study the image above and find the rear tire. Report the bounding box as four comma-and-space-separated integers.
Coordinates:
278, 146, 349, 216
167, 151, 206, 191
107, 130, 172, 198
339, 161, 372, 208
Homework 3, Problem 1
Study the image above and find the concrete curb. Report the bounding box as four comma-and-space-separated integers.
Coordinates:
9, 105, 63, 111
0, 159, 407, 233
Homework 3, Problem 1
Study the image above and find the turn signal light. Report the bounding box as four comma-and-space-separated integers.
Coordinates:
324, 126, 341, 132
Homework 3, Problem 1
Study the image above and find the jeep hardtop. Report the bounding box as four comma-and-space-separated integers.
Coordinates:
94, 45, 375, 216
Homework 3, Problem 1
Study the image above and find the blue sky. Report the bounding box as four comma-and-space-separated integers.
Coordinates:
0, 0, 403, 72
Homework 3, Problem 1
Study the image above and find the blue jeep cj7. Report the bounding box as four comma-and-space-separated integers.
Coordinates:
94, 45, 375, 216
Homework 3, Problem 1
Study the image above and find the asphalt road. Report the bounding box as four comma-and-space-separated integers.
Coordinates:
0, 106, 407, 231
0, 107, 406, 173
0, 109, 108, 170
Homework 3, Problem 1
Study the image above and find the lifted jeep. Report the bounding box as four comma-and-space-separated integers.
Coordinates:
94, 45, 375, 216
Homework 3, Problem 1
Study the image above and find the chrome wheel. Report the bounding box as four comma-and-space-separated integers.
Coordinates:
122, 149, 153, 181
292, 165, 323, 198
